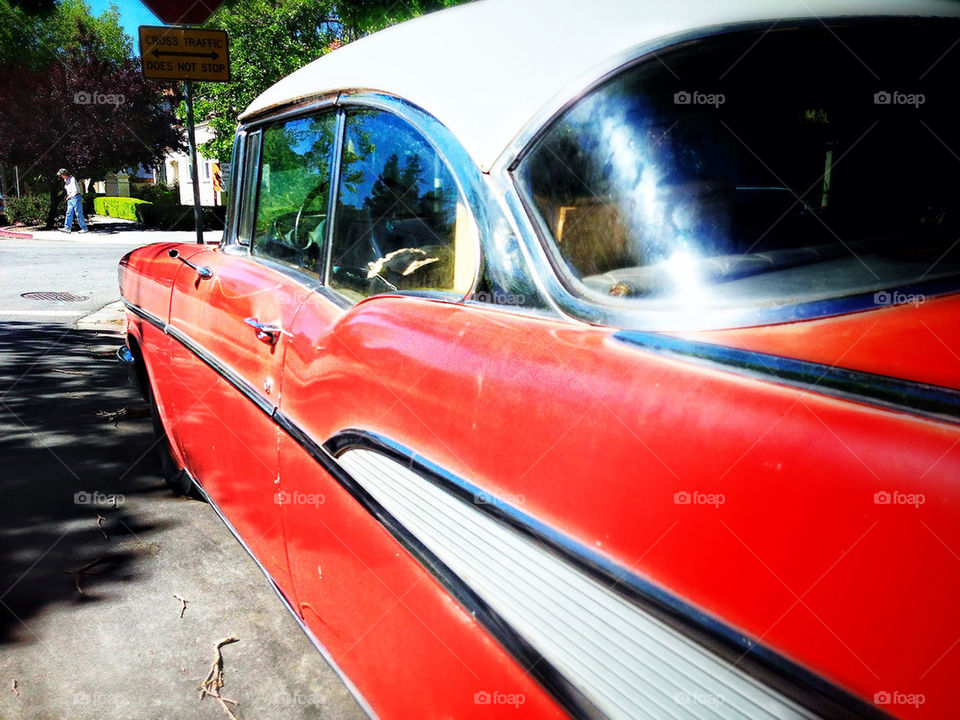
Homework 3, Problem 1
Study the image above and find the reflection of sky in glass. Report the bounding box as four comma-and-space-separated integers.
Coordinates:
342, 113, 441, 210
288, 119, 322, 155
574, 92, 685, 267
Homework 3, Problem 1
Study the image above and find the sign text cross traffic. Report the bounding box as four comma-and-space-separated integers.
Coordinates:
139, 26, 230, 82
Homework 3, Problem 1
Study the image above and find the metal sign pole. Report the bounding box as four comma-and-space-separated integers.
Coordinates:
184, 79, 204, 244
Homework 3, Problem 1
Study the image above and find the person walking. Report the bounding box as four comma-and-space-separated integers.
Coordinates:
58, 168, 88, 233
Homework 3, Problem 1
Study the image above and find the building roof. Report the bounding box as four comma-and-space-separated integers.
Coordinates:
241, 0, 960, 170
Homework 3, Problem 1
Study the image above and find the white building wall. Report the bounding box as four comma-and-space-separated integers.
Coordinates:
165, 121, 222, 207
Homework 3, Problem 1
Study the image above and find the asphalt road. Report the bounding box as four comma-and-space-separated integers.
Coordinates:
0, 236, 147, 324
0, 236, 366, 719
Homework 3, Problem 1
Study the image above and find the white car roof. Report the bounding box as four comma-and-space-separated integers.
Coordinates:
241, 0, 960, 171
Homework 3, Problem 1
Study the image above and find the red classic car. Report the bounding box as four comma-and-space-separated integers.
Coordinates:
119, 0, 960, 717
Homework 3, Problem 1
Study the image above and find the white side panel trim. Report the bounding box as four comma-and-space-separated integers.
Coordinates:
338, 448, 819, 720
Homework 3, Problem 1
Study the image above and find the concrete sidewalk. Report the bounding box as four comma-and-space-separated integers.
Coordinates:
0, 320, 365, 720
2, 215, 222, 245
76, 300, 125, 332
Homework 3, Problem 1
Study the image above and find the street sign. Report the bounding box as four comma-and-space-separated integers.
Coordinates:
139, 26, 230, 83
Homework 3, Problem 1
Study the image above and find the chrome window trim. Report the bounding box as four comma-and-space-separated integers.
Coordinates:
491, 16, 960, 331
239, 92, 340, 130
226, 93, 339, 252
221, 242, 250, 257
320, 105, 347, 288
236, 128, 262, 247
490, 20, 784, 177
493, 16, 942, 175
223, 127, 244, 245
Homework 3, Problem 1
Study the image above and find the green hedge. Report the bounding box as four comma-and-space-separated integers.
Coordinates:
89, 194, 227, 231
93, 196, 150, 222
4, 194, 51, 225
132, 183, 179, 205
138, 203, 226, 231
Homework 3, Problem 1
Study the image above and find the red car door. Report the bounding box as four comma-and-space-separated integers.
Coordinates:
166, 247, 310, 595
163, 109, 341, 604
274, 106, 565, 719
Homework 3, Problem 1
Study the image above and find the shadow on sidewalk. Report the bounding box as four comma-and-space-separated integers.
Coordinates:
0, 322, 173, 644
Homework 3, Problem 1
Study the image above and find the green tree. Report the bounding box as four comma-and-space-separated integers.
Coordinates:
191, 0, 470, 164
0, 1, 181, 227
335, 0, 465, 36
0, 0, 129, 69
190, 0, 341, 164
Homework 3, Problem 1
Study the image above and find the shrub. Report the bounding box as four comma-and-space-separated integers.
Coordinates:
132, 182, 180, 206
4, 194, 51, 225
93, 196, 150, 222
138, 203, 226, 231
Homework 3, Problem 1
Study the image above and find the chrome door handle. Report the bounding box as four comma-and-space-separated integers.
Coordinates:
244, 317, 286, 345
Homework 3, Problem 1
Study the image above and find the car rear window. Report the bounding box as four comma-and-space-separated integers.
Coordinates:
516, 21, 960, 314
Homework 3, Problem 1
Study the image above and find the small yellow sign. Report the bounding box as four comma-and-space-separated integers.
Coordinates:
139, 26, 230, 82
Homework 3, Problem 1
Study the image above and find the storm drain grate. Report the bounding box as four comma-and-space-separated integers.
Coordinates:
21, 291, 90, 302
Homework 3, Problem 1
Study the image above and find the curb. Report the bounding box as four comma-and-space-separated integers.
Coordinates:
0, 227, 33, 239
76, 300, 126, 333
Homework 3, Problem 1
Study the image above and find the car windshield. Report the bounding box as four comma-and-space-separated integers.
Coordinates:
516, 21, 960, 314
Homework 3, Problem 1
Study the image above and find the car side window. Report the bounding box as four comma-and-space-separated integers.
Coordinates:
328, 108, 476, 301
251, 113, 337, 277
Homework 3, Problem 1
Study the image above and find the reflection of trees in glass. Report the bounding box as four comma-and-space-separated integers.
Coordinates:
364, 153, 451, 236
255, 114, 336, 238
330, 110, 463, 295
337, 108, 377, 201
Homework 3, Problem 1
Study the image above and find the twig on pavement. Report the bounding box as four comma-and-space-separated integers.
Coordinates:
173, 594, 188, 618
96, 514, 109, 542
199, 636, 240, 719
64, 555, 106, 595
